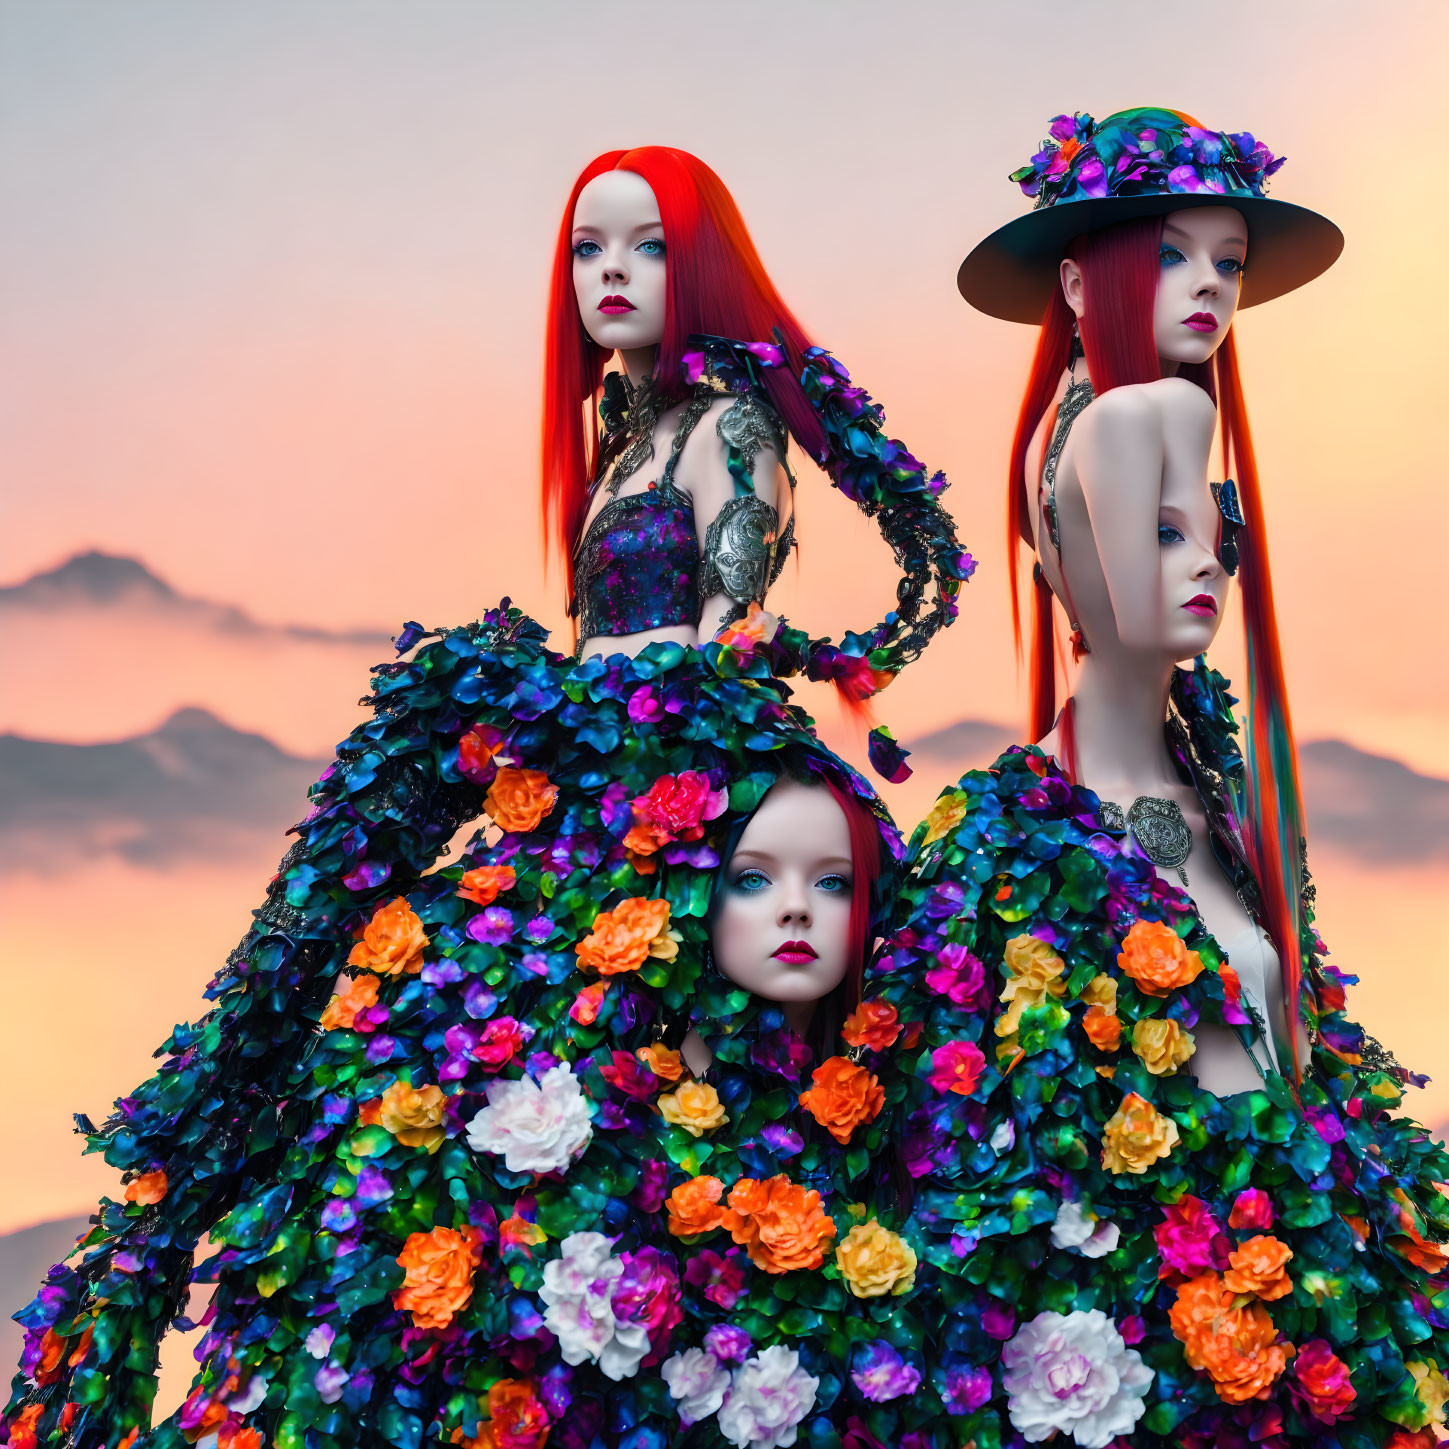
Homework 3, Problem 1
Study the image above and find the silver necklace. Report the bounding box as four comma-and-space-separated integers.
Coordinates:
1101, 795, 1193, 886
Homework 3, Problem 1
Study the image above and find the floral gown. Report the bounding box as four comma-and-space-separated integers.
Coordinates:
4, 334, 969, 1449
864, 665, 1449, 1449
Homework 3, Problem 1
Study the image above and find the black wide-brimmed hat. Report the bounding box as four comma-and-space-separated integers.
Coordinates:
959, 107, 1343, 323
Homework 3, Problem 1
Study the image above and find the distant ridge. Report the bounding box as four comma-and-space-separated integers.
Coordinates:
907, 721, 1449, 864
0, 550, 391, 646
0, 707, 327, 866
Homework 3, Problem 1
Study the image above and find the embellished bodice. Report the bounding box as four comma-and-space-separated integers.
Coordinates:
573, 481, 701, 640
572, 360, 795, 642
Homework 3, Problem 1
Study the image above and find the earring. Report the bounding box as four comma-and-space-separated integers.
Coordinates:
1067, 321, 1084, 375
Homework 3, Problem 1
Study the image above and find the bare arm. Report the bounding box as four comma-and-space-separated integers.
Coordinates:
1073, 379, 1216, 648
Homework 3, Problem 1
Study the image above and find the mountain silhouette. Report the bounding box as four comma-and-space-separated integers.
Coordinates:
0, 550, 390, 646
0, 708, 327, 866
907, 721, 1449, 864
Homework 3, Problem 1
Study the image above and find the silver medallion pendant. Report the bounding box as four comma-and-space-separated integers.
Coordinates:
1125, 796, 1192, 886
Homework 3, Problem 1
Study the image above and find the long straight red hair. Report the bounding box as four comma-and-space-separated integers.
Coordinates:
1007, 216, 1309, 1080
541, 147, 824, 598
821, 777, 887, 1010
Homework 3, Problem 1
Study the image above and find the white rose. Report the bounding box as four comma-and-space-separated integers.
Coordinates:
539, 1232, 621, 1367
663, 1349, 731, 1427
1002, 1309, 1153, 1449
1050, 1200, 1121, 1260
717, 1346, 819, 1449
599, 1320, 651, 1382
465, 1061, 593, 1174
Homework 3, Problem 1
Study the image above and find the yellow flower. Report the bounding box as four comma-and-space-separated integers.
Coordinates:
1080, 973, 1118, 1010
835, 1219, 918, 1299
1131, 1018, 1196, 1076
922, 791, 967, 846
379, 1081, 449, 1154
658, 1080, 729, 1138
1001, 935, 1067, 1005
1101, 1092, 1180, 1175
1407, 1360, 1449, 1428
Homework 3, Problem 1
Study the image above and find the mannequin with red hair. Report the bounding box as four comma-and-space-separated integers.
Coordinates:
545, 146, 971, 699
868, 110, 1449, 1448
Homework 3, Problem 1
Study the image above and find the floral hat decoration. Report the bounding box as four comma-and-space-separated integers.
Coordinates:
958, 106, 1343, 322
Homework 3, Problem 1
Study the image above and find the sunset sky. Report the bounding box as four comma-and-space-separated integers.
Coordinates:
2, 1, 1447, 1239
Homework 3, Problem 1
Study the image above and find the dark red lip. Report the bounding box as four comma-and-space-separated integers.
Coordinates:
598, 295, 636, 315
772, 940, 818, 963
1182, 594, 1218, 616
1183, 312, 1219, 334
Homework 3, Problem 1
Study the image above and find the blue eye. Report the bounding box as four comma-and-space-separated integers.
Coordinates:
1216, 256, 1244, 276
729, 869, 770, 894
816, 873, 851, 894
1158, 524, 1185, 545
636, 238, 666, 257
1159, 246, 1186, 267
572, 239, 602, 259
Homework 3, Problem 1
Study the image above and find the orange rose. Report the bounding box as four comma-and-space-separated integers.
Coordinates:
228, 1432, 263, 1449
575, 897, 677, 976
622, 819, 670, 857
569, 981, 611, 1025
1223, 1234, 1294, 1301
841, 1000, 901, 1051
725, 1175, 837, 1274
484, 768, 558, 833
1169, 1272, 1292, 1404
320, 972, 381, 1031
798, 1057, 885, 1144
33, 1330, 66, 1386
7, 1406, 42, 1449
348, 897, 430, 977
123, 1169, 168, 1206
452, 1378, 550, 1449
393, 1225, 483, 1330
1118, 920, 1204, 996
1082, 1004, 1121, 1051
636, 1044, 684, 1082
379, 1081, 449, 1154
458, 865, 517, 907
665, 1176, 727, 1238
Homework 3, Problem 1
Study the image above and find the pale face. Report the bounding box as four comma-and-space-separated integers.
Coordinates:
1151, 206, 1247, 368
571, 170, 668, 354
1155, 484, 1229, 659
712, 781, 855, 1006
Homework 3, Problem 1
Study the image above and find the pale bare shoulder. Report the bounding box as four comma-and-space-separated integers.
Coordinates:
675, 391, 785, 502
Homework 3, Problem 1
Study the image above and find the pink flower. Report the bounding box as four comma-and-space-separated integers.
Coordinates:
924, 944, 986, 1007
599, 1050, 660, 1101
1153, 1196, 1230, 1281
1289, 1340, 1356, 1425
1229, 1188, 1275, 1231
612, 1248, 682, 1368
926, 1040, 986, 1096
475, 1017, 529, 1072
683, 1248, 748, 1310
632, 771, 722, 842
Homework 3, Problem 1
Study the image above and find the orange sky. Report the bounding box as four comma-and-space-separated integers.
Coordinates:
2, 2, 1447, 1233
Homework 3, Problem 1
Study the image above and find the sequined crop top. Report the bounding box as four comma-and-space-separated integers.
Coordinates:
574, 483, 701, 640
572, 374, 794, 642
